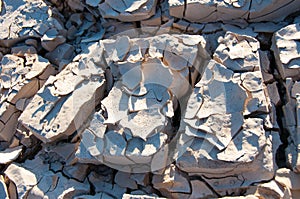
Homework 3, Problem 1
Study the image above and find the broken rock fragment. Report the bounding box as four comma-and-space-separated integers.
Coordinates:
175, 33, 279, 196
169, 0, 300, 23
0, 146, 22, 164
76, 34, 210, 172
281, 78, 300, 172
0, 54, 56, 142
152, 164, 191, 198
272, 23, 300, 80
19, 56, 106, 143
5, 148, 90, 198
99, 0, 157, 21
0, 0, 65, 47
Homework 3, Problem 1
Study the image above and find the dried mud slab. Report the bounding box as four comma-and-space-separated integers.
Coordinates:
0, 0, 66, 48
0, 53, 56, 143
169, 0, 300, 23
4, 144, 90, 198
19, 54, 106, 143
169, 32, 281, 197
75, 34, 211, 172
272, 23, 300, 80
272, 23, 300, 173
281, 78, 300, 173
98, 0, 158, 21
1, 0, 300, 198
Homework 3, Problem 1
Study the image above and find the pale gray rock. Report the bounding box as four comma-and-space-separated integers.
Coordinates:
174, 33, 279, 196
272, 23, 300, 80
275, 168, 300, 190
169, 0, 300, 23
5, 148, 90, 199
5, 163, 38, 198
19, 56, 106, 143
0, 54, 56, 142
0, 0, 65, 47
99, 0, 157, 21
152, 164, 191, 198
75, 34, 210, 172
282, 78, 300, 172
45, 43, 75, 68
190, 180, 215, 199
41, 28, 66, 52
254, 180, 289, 199
115, 171, 138, 189
122, 194, 166, 199
0, 146, 22, 164
85, 0, 102, 7
214, 32, 260, 72
88, 172, 126, 198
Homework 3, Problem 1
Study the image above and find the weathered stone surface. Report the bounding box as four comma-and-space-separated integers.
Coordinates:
75, 34, 210, 172
275, 168, 300, 190
5, 163, 38, 198
99, 0, 157, 21
272, 23, 300, 80
0, 146, 22, 164
19, 56, 106, 143
122, 194, 165, 199
254, 180, 290, 199
282, 78, 300, 172
1, 0, 300, 198
5, 145, 90, 198
0, 0, 65, 48
169, 0, 300, 23
214, 32, 260, 72
190, 180, 215, 199
174, 33, 279, 196
0, 54, 56, 142
152, 164, 191, 198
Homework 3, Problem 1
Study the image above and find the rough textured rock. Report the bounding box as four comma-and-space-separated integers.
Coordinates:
19, 54, 106, 142
174, 32, 280, 196
1, 0, 300, 198
169, 0, 300, 23
281, 78, 300, 172
75, 34, 210, 172
0, 0, 66, 48
4, 144, 90, 198
272, 23, 300, 80
99, 0, 157, 21
0, 53, 56, 142
0, 146, 22, 164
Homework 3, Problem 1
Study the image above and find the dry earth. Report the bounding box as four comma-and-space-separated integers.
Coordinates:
0, 0, 300, 198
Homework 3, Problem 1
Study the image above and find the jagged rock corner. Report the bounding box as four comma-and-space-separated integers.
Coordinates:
0, 0, 300, 198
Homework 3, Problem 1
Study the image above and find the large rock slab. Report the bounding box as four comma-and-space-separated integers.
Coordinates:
75, 34, 210, 172
282, 78, 300, 172
272, 23, 300, 80
0, 0, 66, 48
0, 54, 56, 142
169, 0, 300, 23
4, 145, 90, 199
19, 52, 106, 143
174, 32, 280, 196
98, 0, 158, 21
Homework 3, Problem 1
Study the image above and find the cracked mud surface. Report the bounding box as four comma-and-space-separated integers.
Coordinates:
1, 0, 300, 198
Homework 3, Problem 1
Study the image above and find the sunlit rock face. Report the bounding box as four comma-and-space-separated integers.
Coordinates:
169, 0, 300, 23
75, 34, 211, 172
2, 0, 300, 198
171, 32, 280, 197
